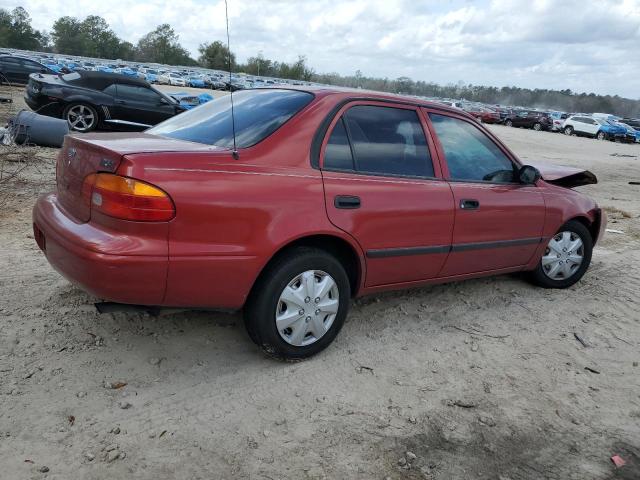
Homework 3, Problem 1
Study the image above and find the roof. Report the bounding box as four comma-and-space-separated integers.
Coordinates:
64, 70, 149, 90
258, 84, 464, 116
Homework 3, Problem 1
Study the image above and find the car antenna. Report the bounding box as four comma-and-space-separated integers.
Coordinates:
224, 0, 239, 160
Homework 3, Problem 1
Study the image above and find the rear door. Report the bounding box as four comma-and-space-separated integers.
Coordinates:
425, 110, 545, 276
320, 102, 455, 287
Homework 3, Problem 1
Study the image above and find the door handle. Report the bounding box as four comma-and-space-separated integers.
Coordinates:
459, 199, 479, 210
335, 195, 361, 209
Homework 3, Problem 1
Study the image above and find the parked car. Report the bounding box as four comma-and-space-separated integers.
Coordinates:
562, 115, 626, 140
621, 118, 640, 129
159, 72, 187, 87
32, 87, 605, 360
187, 76, 206, 88
461, 105, 501, 123
549, 112, 569, 132
504, 110, 553, 131
0, 54, 58, 85
24, 70, 185, 132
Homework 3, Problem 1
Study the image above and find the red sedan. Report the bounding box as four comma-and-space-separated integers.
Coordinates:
33, 87, 606, 359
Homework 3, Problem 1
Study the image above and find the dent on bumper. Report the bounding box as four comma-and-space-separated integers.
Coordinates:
33, 193, 168, 305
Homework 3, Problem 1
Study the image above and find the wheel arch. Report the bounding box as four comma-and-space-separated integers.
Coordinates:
249, 233, 365, 301
566, 215, 598, 243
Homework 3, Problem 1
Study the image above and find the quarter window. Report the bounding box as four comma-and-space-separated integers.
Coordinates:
325, 105, 434, 177
324, 118, 354, 171
429, 113, 516, 183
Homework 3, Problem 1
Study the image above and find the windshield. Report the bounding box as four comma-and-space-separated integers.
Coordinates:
148, 89, 314, 148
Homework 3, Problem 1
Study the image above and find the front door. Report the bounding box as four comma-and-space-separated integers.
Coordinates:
320, 102, 455, 287
426, 111, 545, 276
114, 84, 175, 126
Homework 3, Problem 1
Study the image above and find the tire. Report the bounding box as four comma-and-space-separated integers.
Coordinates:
63, 103, 98, 132
563, 126, 574, 136
530, 220, 593, 289
596, 131, 606, 141
505, 119, 513, 127
476, 116, 482, 123
533, 122, 542, 131
244, 247, 351, 360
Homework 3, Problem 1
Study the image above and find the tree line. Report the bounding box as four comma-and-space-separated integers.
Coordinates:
1, 6, 638, 116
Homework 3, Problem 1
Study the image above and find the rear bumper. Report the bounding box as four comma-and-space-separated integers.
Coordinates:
33, 193, 168, 305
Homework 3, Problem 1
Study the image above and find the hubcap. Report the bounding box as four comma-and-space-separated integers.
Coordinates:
67, 105, 95, 132
276, 270, 339, 347
541, 231, 584, 281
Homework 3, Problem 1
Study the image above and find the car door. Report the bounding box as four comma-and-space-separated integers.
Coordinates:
113, 84, 176, 126
320, 102, 455, 287
425, 111, 545, 277
0, 57, 25, 84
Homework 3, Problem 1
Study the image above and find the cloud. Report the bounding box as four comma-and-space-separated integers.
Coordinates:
7, 0, 640, 97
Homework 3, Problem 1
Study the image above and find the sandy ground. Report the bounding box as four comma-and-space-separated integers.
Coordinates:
1, 89, 639, 479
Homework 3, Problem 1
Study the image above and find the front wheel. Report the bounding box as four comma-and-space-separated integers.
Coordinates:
533, 122, 542, 131
244, 247, 351, 360
563, 126, 574, 136
530, 220, 593, 289
505, 119, 513, 127
596, 131, 606, 140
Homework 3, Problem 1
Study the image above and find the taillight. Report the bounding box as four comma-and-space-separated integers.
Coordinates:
82, 173, 175, 222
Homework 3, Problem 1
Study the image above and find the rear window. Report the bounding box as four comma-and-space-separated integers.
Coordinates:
148, 89, 314, 148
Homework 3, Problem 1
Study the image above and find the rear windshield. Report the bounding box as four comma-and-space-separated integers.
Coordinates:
148, 89, 314, 148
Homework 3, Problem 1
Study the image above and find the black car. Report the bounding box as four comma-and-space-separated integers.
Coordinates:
504, 110, 553, 131
24, 70, 186, 132
621, 117, 640, 129
0, 55, 58, 85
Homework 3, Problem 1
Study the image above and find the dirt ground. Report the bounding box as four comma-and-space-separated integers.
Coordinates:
1, 88, 639, 480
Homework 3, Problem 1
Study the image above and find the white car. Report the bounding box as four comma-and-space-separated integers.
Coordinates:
563, 115, 607, 139
158, 72, 187, 87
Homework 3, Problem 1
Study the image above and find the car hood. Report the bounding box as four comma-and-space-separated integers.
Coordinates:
529, 162, 597, 188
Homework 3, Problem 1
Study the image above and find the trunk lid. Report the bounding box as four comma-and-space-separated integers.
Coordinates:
530, 163, 598, 189
56, 132, 224, 222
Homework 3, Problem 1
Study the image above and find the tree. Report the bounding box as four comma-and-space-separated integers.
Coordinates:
136, 24, 196, 65
51, 16, 85, 55
198, 41, 235, 70
0, 7, 49, 50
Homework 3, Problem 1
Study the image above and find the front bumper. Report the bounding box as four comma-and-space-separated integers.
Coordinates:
33, 193, 168, 305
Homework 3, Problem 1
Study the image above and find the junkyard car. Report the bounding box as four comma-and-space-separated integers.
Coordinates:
33, 87, 606, 360
563, 115, 626, 140
24, 70, 185, 132
504, 110, 553, 131
0, 54, 58, 85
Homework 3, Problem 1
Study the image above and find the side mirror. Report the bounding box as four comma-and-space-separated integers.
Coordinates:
518, 165, 541, 184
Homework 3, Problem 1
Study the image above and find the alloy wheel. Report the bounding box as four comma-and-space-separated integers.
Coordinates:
541, 231, 584, 281
275, 270, 339, 347
66, 105, 96, 132
533, 123, 541, 131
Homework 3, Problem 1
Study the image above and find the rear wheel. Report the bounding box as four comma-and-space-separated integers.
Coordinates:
505, 119, 513, 127
563, 126, 574, 136
244, 247, 351, 360
63, 103, 98, 132
530, 220, 592, 289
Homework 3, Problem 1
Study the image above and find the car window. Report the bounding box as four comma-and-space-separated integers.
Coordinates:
20, 59, 45, 72
429, 113, 516, 183
324, 117, 354, 171
148, 89, 314, 148
116, 84, 161, 102
341, 105, 434, 177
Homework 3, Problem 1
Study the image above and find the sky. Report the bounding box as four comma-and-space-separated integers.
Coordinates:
8, 0, 640, 98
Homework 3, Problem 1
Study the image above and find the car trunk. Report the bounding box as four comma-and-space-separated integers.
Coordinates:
56, 132, 225, 223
